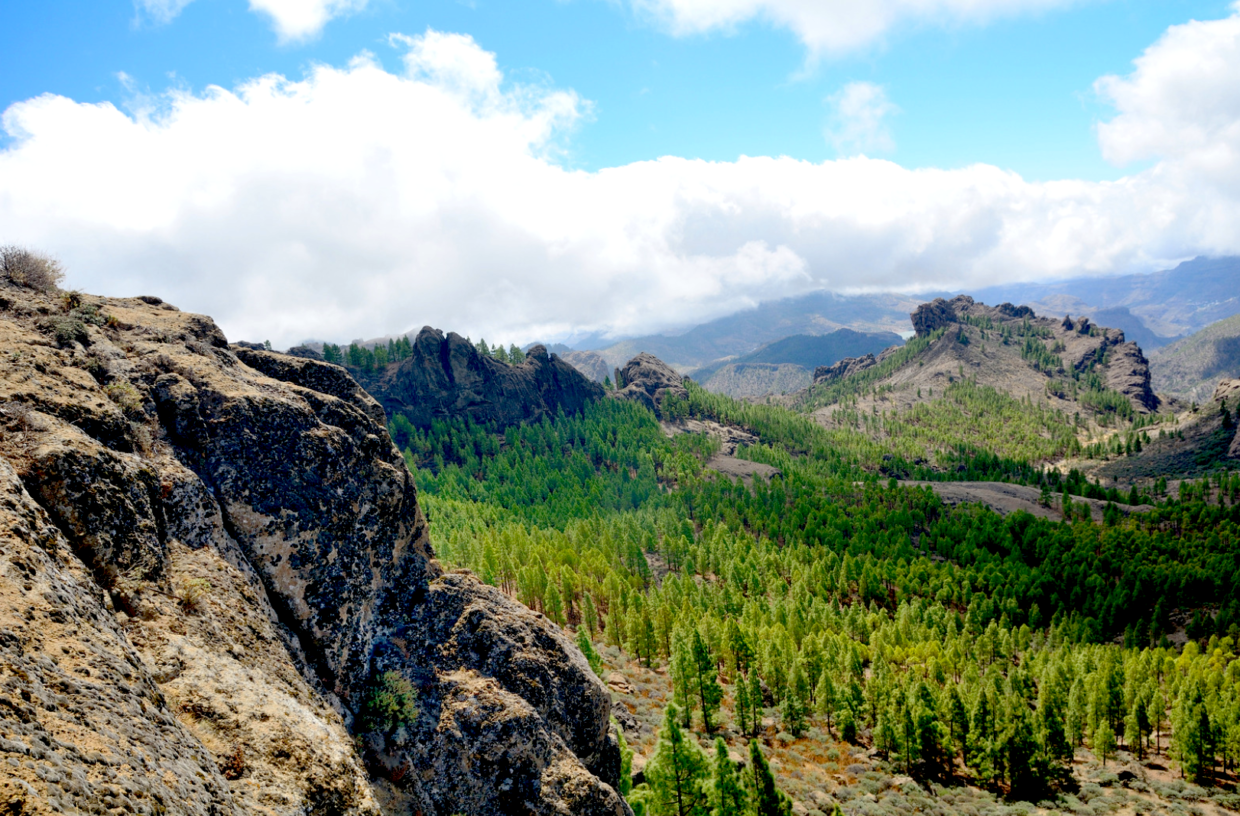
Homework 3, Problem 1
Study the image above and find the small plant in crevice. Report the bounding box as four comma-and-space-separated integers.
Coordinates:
177, 578, 211, 614
360, 671, 418, 734
104, 380, 144, 415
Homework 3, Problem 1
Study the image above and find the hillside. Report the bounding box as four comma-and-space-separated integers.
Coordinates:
1148, 313, 1240, 403
700, 362, 812, 399
797, 295, 1160, 440
396, 345, 1240, 816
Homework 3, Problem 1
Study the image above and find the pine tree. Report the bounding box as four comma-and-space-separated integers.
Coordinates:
748, 740, 791, 816
815, 670, 838, 736
616, 725, 634, 796
735, 672, 752, 736
576, 628, 603, 677
646, 705, 710, 816
582, 592, 598, 636
691, 629, 724, 732
709, 738, 747, 816
747, 669, 764, 737
1094, 720, 1116, 768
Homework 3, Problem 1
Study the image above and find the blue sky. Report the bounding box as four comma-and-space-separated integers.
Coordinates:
3, 0, 1240, 345
3, 0, 1231, 178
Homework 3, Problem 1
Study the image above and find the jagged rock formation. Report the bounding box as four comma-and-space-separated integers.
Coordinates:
560, 350, 612, 383
0, 283, 627, 815
355, 327, 604, 430
814, 354, 877, 384
613, 353, 688, 418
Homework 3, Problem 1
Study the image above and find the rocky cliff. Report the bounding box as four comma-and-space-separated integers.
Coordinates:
0, 282, 626, 815
354, 327, 604, 430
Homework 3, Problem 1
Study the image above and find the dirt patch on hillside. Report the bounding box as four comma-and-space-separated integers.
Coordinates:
904, 480, 1153, 522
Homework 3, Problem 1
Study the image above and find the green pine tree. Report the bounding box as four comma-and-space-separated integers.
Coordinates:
709, 738, 747, 816
748, 740, 792, 816
646, 705, 710, 816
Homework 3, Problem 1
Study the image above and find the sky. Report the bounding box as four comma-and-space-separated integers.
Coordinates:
2, 0, 1240, 347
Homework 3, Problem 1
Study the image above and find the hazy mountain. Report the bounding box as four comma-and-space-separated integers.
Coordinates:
969, 255, 1240, 338
1148, 314, 1240, 403
701, 363, 813, 399
583, 291, 925, 373
695, 329, 905, 399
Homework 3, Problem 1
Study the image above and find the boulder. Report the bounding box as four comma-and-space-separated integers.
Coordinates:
910, 296, 967, 337
613, 353, 688, 417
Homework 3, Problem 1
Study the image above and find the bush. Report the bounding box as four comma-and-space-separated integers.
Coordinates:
360, 671, 418, 733
48, 316, 88, 348
104, 381, 144, 415
1, 245, 64, 291
177, 578, 211, 613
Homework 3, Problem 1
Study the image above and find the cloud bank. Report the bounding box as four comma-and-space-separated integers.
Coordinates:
4, 13, 1240, 347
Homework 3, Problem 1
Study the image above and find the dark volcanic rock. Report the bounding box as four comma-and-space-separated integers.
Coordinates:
0, 283, 628, 815
286, 344, 324, 361
358, 327, 604, 429
613, 353, 688, 417
910, 296, 969, 336
814, 354, 877, 384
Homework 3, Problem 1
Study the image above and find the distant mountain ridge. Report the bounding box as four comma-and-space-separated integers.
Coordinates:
694, 329, 905, 399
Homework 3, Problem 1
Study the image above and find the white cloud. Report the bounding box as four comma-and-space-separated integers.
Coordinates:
3, 14, 1240, 348
248, 0, 368, 42
133, 0, 365, 39
826, 81, 898, 155
134, 0, 196, 25
630, 0, 1082, 55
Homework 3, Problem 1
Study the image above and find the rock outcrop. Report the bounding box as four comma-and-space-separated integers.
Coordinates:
814, 354, 877, 384
0, 281, 627, 815
356, 327, 604, 430
613, 353, 688, 417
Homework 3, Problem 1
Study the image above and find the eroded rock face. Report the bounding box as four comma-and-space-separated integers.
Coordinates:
613, 353, 688, 417
0, 282, 626, 815
1105, 341, 1160, 413
813, 354, 877, 384
357, 328, 604, 430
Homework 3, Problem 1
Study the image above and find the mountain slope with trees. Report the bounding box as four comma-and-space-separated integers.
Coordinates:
1149, 313, 1240, 404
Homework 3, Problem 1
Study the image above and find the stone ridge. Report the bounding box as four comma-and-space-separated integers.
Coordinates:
0, 282, 628, 815
355, 327, 605, 430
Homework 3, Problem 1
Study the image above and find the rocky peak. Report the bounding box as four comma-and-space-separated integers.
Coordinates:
910, 295, 975, 337
0, 281, 628, 815
355, 326, 604, 430
613, 352, 688, 417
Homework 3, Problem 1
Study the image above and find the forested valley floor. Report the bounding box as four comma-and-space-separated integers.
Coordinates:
388, 382, 1240, 816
